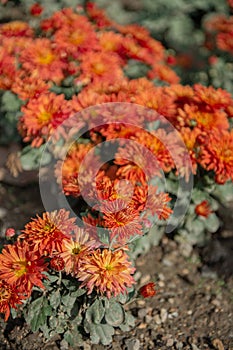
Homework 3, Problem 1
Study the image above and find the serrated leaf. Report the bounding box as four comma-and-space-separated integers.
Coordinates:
85, 299, 105, 324
25, 297, 52, 332
105, 301, 124, 326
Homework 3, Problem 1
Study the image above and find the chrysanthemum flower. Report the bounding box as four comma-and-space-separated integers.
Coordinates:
78, 51, 124, 84
59, 228, 97, 276
199, 130, 233, 184
55, 142, 101, 198
0, 47, 16, 90
148, 64, 180, 84
19, 209, 76, 256
0, 21, 33, 37
101, 200, 142, 243
183, 105, 229, 133
19, 92, 72, 147
78, 249, 135, 298
193, 84, 232, 110
217, 31, 233, 54
195, 200, 212, 218
54, 19, 98, 58
0, 242, 47, 296
19, 38, 66, 84
0, 279, 24, 321
12, 73, 51, 100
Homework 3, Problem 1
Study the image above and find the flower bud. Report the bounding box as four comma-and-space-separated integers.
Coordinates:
139, 282, 156, 298
5, 228, 16, 238
50, 256, 65, 271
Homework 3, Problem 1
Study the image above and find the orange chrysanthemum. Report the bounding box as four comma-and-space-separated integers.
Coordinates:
19, 92, 72, 147
183, 105, 229, 133
0, 242, 47, 296
78, 51, 124, 84
12, 73, 51, 100
19, 38, 66, 84
195, 200, 212, 218
0, 21, 33, 37
54, 18, 98, 58
55, 142, 101, 198
78, 249, 135, 298
19, 209, 76, 256
101, 200, 142, 243
0, 47, 16, 90
0, 280, 23, 321
59, 228, 97, 276
193, 84, 233, 110
199, 130, 233, 184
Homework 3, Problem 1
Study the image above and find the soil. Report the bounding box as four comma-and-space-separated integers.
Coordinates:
0, 177, 232, 350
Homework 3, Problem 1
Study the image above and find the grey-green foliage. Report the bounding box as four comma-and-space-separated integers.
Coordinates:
0, 91, 23, 144
21, 272, 136, 346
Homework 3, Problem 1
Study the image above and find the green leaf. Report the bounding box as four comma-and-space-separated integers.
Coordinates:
86, 323, 115, 345
204, 213, 220, 233
20, 145, 52, 171
119, 312, 135, 331
61, 293, 77, 312
25, 296, 52, 332
49, 290, 61, 310
1, 91, 22, 112
105, 301, 125, 326
85, 299, 105, 324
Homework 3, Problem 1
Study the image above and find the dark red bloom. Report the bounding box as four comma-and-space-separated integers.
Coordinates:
30, 3, 43, 16
139, 282, 156, 298
50, 257, 65, 271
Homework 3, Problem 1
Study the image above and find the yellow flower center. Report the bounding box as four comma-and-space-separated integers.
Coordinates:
38, 50, 55, 65
38, 111, 51, 124
70, 32, 85, 45
92, 62, 106, 75
13, 260, 28, 277
72, 245, 81, 255
105, 264, 113, 271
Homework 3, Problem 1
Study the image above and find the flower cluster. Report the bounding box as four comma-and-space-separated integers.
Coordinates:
0, 5, 179, 148
0, 209, 139, 321
204, 13, 233, 55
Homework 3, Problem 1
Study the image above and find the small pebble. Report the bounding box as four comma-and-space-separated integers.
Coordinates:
158, 273, 165, 281
134, 271, 142, 281
162, 258, 173, 266
176, 341, 184, 349
140, 274, 151, 285
154, 314, 161, 325
0, 207, 7, 219
160, 308, 168, 323
166, 338, 174, 347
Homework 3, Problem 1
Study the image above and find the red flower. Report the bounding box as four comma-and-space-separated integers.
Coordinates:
5, 228, 16, 238
139, 282, 156, 298
195, 200, 212, 218
30, 3, 43, 16
50, 257, 65, 272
